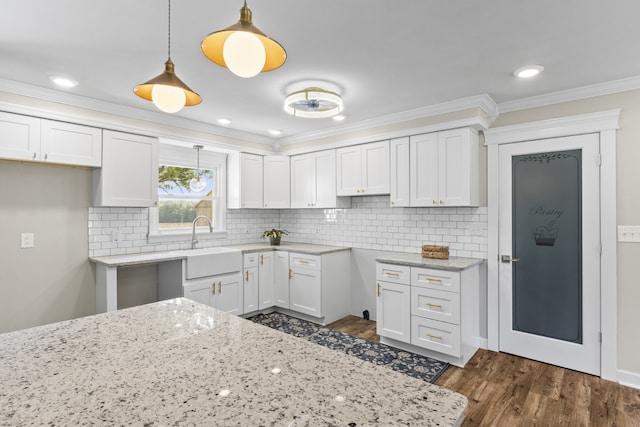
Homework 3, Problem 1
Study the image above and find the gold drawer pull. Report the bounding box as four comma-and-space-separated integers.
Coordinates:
289, 268, 293, 279
212, 282, 216, 295
426, 277, 442, 283
218, 281, 222, 294
377, 282, 380, 297
427, 333, 443, 340
260, 254, 264, 265
245, 270, 249, 282
384, 271, 399, 277
426, 302, 442, 308
298, 259, 309, 264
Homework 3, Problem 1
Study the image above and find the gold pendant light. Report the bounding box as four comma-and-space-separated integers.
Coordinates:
201, 0, 286, 78
134, 0, 201, 113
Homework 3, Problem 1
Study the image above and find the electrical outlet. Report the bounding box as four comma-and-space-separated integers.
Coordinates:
111, 230, 121, 242
617, 225, 640, 242
20, 233, 34, 249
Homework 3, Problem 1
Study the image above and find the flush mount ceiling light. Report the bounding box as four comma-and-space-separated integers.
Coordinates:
189, 145, 207, 193
216, 118, 232, 125
134, 0, 201, 113
201, 0, 286, 78
514, 64, 544, 78
49, 76, 78, 88
284, 87, 343, 118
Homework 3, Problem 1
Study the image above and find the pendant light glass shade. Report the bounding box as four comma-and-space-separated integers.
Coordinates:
189, 145, 207, 193
201, 0, 286, 78
134, 0, 201, 112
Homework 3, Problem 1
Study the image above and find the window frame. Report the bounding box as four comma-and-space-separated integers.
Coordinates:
148, 142, 227, 242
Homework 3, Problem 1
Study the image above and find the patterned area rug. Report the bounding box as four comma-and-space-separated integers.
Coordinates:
248, 312, 449, 384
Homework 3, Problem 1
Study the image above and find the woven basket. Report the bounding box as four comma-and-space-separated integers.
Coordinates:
422, 245, 449, 260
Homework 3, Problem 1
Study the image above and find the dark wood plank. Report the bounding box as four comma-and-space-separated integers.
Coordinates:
326, 315, 640, 426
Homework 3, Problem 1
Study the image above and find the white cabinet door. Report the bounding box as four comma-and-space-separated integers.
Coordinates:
0, 112, 41, 161
274, 251, 290, 309
361, 140, 389, 195
240, 153, 263, 208
243, 266, 259, 313
290, 266, 321, 318
410, 132, 439, 207
258, 251, 275, 310
263, 156, 290, 208
336, 145, 362, 196
390, 137, 410, 207
313, 149, 337, 208
40, 120, 102, 167
183, 277, 215, 306
93, 130, 158, 207
376, 280, 411, 343
438, 128, 478, 206
216, 272, 243, 315
290, 153, 313, 208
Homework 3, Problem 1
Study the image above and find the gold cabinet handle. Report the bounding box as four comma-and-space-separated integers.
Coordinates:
427, 333, 443, 340
298, 259, 309, 264
289, 268, 293, 279
426, 302, 442, 308
439, 199, 444, 205
218, 281, 222, 294
384, 271, 399, 277
377, 282, 381, 297
245, 270, 249, 282
260, 254, 263, 265
426, 277, 442, 283
361, 189, 365, 193
356, 189, 360, 193
432, 199, 437, 205
212, 282, 216, 295
390, 201, 395, 206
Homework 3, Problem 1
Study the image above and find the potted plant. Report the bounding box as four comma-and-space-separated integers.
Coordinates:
261, 228, 289, 246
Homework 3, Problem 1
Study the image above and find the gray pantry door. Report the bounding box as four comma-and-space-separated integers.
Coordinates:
498, 133, 601, 375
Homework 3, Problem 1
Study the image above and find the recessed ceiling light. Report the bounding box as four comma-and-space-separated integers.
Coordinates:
268, 129, 282, 136
513, 65, 544, 78
49, 76, 78, 88
332, 114, 346, 122
216, 118, 231, 125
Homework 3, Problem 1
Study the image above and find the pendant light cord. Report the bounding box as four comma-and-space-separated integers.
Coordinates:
167, 0, 172, 59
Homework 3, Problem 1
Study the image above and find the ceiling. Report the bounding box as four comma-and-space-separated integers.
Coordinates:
2, 1, 640, 147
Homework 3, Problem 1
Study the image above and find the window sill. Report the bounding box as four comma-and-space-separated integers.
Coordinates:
147, 230, 228, 244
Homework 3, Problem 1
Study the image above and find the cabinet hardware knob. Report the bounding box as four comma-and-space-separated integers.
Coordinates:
432, 200, 437, 205
44, 153, 48, 160
426, 302, 442, 308
218, 281, 222, 294
439, 200, 444, 205
33, 152, 37, 159
289, 268, 293, 279
426, 333, 443, 340
212, 282, 216, 295
361, 189, 365, 193
426, 277, 442, 283
260, 254, 263, 265
245, 270, 249, 282
390, 201, 394, 206
377, 282, 380, 297
356, 189, 360, 193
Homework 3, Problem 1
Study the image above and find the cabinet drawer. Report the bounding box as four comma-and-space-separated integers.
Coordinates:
290, 253, 321, 270
411, 287, 460, 324
376, 263, 410, 285
411, 267, 460, 293
244, 253, 259, 267
411, 316, 461, 357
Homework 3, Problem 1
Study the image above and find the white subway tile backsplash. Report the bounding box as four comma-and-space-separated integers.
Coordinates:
88, 197, 488, 259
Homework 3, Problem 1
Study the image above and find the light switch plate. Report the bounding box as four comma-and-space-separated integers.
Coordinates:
20, 233, 34, 248
617, 226, 640, 242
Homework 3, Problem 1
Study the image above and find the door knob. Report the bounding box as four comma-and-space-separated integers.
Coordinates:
501, 255, 520, 263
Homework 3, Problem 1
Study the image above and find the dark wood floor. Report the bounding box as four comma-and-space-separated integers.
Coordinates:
327, 315, 640, 427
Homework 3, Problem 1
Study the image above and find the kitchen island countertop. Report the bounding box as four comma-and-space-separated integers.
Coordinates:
0, 298, 467, 426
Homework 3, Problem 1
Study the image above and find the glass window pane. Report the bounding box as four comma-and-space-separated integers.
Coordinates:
158, 166, 214, 196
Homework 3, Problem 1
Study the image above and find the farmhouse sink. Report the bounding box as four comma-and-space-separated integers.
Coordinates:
183, 247, 242, 279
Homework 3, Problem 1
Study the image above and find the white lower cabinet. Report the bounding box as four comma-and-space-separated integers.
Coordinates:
243, 253, 259, 313
274, 251, 290, 309
290, 254, 322, 317
258, 251, 275, 309
376, 261, 480, 367
183, 272, 243, 316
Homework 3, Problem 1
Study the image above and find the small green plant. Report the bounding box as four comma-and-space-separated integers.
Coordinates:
261, 228, 289, 239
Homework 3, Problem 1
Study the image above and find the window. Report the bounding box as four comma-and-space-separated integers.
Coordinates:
149, 143, 226, 237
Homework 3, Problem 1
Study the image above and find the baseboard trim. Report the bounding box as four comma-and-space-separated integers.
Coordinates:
477, 337, 489, 350
617, 369, 640, 390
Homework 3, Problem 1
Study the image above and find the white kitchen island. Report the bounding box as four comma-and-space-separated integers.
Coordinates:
0, 298, 467, 426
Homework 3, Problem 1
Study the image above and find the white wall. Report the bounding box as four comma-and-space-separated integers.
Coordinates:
0, 161, 95, 333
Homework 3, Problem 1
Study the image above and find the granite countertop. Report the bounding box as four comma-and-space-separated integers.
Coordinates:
377, 252, 484, 271
89, 243, 350, 267
0, 299, 467, 426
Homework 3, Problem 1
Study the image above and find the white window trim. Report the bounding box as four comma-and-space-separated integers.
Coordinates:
148, 143, 228, 242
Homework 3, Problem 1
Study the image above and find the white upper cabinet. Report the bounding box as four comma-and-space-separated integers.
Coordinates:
0, 111, 101, 167
389, 137, 410, 207
227, 152, 263, 209
93, 130, 158, 207
290, 149, 351, 209
263, 155, 290, 208
410, 127, 479, 207
336, 141, 389, 196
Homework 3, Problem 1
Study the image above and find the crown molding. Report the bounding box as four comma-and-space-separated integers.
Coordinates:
277, 94, 498, 147
497, 76, 640, 113
484, 109, 621, 146
0, 78, 274, 146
